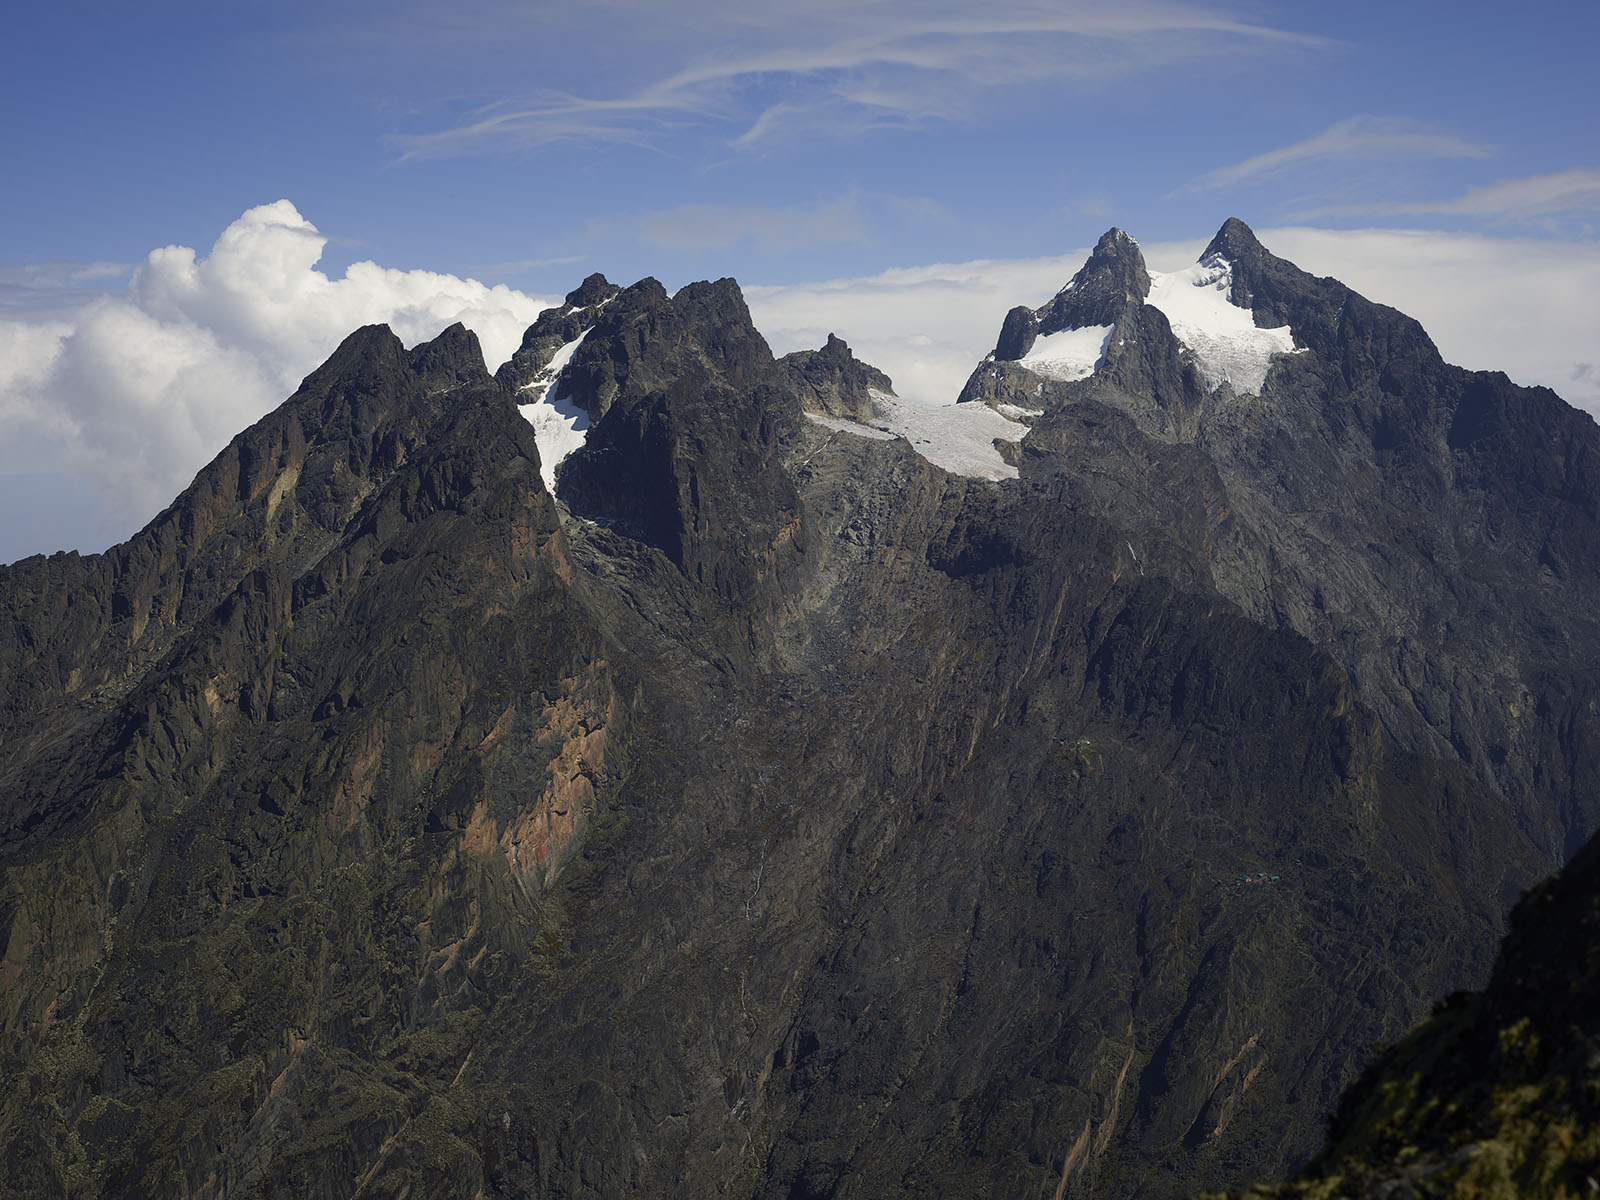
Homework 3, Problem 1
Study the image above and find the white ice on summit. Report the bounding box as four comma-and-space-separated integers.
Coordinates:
1017, 324, 1114, 382
807, 387, 1024, 481
1143, 255, 1298, 394
517, 328, 593, 492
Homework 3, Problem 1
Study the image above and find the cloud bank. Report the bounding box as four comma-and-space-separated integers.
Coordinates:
0, 201, 555, 559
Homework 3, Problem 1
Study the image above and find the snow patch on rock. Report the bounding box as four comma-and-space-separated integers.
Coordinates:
1144, 256, 1298, 394
871, 388, 1024, 480
1018, 324, 1114, 382
806, 413, 898, 441
805, 388, 1024, 479
517, 328, 592, 492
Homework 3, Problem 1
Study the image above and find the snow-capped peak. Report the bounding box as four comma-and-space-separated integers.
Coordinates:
1144, 253, 1298, 394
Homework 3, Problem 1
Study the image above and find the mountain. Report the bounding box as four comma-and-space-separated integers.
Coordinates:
1201, 821, 1600, 1199
1, 220, 1596, 1199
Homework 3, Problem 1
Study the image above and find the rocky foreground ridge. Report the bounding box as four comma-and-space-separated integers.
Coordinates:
1206, 826, 1600, 1199
0, 221, 1596, 1198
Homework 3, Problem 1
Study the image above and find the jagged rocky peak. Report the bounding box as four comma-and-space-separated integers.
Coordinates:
778, 332, 894, 424
494, 272, 622, 392
564, 271, 620, 309
409, 321, 488, 387
555, 273, 806, 601
1037, 226, 1152, 333
301, 322, 489, 402
506, 271, 800, 505
1201, 216, 1265, 291
1187, 216, 1272, 313
1203, 215, 1264, 262
992, 228, 1152, 363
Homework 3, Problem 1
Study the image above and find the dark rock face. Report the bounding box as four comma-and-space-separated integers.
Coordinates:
0, 223, 1597, 1200
963, 220, 1600, 860
1036, 226, 1153, 334
778, 333, 893, 423
566, 270, 621, 309
555, 278, 807, 614
1204, 824, 1600, 1198
493, 272, 622, 393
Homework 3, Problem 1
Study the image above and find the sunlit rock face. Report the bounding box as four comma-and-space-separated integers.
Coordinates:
1, 220, 1597, 1200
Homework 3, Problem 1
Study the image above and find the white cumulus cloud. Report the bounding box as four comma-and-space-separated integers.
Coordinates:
0, 201, 557, 560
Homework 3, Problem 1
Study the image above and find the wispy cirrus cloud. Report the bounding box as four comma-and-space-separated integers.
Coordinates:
0, 261, 130, 289
389, 1, 1330, 158
1184, 116, 1493, 192
1295, 168, 1600, 221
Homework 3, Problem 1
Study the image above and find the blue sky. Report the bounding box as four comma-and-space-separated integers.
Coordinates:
2, 0, 1598, 561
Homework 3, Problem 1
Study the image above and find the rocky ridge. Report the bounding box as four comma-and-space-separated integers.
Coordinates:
0, 220, 1596, 1199
778, 333, 893, 424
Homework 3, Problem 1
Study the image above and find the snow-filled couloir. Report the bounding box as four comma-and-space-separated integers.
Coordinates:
517, 328, 592, 492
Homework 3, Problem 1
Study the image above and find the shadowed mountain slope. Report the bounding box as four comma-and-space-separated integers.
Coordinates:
1201, 823, 1600, 1199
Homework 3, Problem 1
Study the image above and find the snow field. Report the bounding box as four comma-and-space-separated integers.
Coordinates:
1017, 323, 1114, 382
1143, 256, 1298, 394
516, 328, 593, 492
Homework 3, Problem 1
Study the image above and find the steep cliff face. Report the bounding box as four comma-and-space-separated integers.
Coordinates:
0, 221, 1596, 1200
0, 323, 611, 1197
1203, 823, 1600, 1199
961, 221, 1600, 861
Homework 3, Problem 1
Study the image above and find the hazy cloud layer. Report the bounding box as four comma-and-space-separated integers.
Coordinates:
0, 201, 555, 557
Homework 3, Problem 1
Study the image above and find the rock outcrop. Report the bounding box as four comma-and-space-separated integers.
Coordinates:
778, 333, 892, 423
